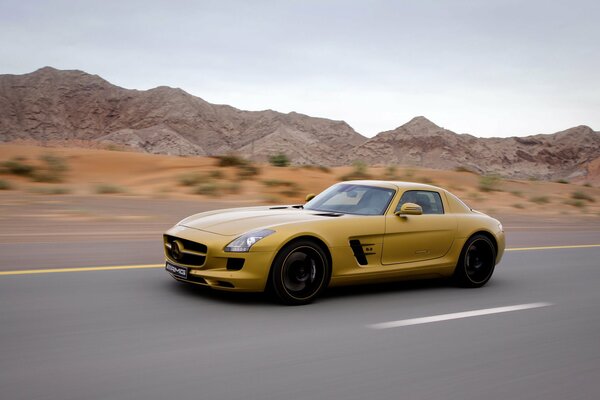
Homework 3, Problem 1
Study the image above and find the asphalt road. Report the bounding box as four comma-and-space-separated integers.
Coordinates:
1, 246, 600, 399
1, 195, 600, 399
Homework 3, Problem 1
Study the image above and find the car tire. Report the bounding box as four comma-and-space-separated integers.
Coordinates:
269, 240, 330, 305
453, 234, 496, 288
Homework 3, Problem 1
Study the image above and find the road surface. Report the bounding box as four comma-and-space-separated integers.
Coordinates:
1, 195, 599, 399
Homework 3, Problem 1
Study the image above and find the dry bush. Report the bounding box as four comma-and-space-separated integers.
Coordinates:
216, 155, 247, 167
178, 172, 204, 186
479, 175, 501, 192
223, 182, 242, 194
303, 164, 331, 173
1, 157, 35, 177
95, 184, 125, 194
529, 196, 550, 205
0, 179, 13, 190
268, 153, 290, 167
208, 170, 224, 179
454, 165, 476, 173
32, 186, 71, 195
237, 163, 260, 179
193, 182, 219, 196
340, 160, 371, 180
33, 154, 69, 183
262, 179, 296, 187
572, 191, 595, 202
384, 165, 398, 180
564, 199, 585, 208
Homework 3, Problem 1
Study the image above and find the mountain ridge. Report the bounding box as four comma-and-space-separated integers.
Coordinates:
1, 67, 598, 181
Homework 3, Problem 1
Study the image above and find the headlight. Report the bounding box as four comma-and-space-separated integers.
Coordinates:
498, 222, 503, 232
224, 229, 275, 252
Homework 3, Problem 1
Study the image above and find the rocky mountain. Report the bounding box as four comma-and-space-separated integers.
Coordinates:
0, 67, 366, 164
352, 117, 600, 181
0, 67, 598, 181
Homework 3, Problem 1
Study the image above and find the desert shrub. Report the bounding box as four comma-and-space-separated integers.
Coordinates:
0, 179, 13, 190
262, 194, 281, 204
1, 157, 35, 176
217, 155, 246, 167
384, 165, 398, 180
454, 165, 475, 173
95, 184, 125, 194
469, 192, 483, 201
32, 186, 71, 195
583, 183, 592, 188
565, 199, 585, 208
208, 170, 224, 179
268, 153, 290, 167
103, 143, 124, 151
419, 177, 436, 184
223, 182, 242, 194
512, 203, 525, 209
30, 154, 69, 183
341, 160, 371, 180
510, 190, 523, 197
193, 182, 219, 196
572, 191, 595, 202
237, 163, 260, 179
302, 164, 331, 173
281, 187, 301, 197
530, 196, 550, 205
262, 179, 295, 187
478, 175, 501, 192
555, 178, 569, 184
178, 172, 204, 186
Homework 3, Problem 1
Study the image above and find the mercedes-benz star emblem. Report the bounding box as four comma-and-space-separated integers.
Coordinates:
171, 240, 183, 261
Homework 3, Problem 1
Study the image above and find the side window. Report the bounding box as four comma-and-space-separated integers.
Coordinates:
396, 190, 444, 215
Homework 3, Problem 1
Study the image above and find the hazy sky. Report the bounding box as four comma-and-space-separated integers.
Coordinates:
1, 0, 598, 137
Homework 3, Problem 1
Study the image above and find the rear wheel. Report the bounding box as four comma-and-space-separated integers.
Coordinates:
269, 240, 330, 305
453, 234, 496, 287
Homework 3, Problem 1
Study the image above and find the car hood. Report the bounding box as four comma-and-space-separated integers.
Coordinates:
179, 207, 342, 236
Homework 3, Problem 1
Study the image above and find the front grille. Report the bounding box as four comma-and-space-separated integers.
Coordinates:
164, 235, 207, 266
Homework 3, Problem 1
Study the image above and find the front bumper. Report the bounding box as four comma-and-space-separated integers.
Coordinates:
164, 225, 275, 292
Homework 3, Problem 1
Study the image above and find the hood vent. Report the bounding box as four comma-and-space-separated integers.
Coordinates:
312, 212, 343, 217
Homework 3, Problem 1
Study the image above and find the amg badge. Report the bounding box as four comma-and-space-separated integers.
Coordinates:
165, 262, 188, 279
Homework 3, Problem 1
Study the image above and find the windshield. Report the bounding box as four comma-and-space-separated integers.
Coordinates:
305, 184, 395, 215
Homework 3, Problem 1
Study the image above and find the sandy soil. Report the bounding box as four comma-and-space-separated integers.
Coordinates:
1, 144, 599, 218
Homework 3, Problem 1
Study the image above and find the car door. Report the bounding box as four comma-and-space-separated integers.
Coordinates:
382, 190, 457, 265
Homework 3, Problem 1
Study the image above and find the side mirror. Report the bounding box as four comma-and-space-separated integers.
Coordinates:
395, 202, 422, 216
305, 193, 316, 202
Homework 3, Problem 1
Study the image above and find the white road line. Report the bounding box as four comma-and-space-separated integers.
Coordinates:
368, 302, 553, 330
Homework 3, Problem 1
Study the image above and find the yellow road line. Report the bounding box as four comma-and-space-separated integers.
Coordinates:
506, 244, 600, 252
0, 264, 163, 276
1, 244, 600, 276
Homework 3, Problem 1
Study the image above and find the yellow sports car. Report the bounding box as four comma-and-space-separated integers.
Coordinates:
164, 181, 505, 304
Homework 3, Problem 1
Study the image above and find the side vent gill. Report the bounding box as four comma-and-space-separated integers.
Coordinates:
349, 239, 368, 265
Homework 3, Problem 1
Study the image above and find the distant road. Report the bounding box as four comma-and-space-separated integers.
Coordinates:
1, 194, 599, 271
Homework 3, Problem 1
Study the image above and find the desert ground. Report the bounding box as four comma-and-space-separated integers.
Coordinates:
1, 143, 599, 219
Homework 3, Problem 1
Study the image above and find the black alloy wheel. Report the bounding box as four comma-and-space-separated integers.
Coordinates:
270, 240, 330, 305
453, 234, 496, 287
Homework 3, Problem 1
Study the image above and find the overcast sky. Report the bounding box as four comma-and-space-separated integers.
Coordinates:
1, 0, 598, 138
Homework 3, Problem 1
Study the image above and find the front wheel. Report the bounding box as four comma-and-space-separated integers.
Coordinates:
269, 240, 330, 305
453, 234, 496, 288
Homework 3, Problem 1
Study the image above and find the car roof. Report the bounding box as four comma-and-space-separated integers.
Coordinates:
341, 180, 444, 192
